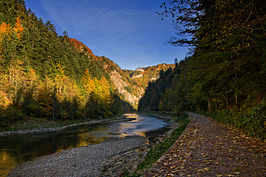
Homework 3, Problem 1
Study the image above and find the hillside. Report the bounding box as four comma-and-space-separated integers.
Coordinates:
0, 0, 174, 123
0, 0, 133, 123
124, 64, 175, 88
68, 38, 174, 108
138, 0, 265, 139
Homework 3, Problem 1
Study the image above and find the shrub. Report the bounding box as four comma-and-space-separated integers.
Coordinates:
212, 101, 265, 139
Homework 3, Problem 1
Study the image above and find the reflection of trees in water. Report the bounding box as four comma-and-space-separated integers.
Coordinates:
0, 132, 79, 177
0, 123, 108, 176
0, 151, 18, 177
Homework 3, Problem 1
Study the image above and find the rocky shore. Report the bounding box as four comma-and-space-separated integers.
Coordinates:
8, 136, 146, 177
99, 129, 173, 176
7, 114, 177, 177
99, 115, 178, 176
8, 133, 173, 177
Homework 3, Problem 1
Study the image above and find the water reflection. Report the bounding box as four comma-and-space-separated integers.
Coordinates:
0, 114, 168, 177
116, 114, 168, 137
0, 123, 108, 177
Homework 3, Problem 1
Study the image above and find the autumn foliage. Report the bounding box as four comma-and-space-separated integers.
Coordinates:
0, 22, 12, 38
0, 0, 132, 125
0, 16, 23, 41
13, 16, 24, 39
0, 0, 173, 125
69, 38, 96, 58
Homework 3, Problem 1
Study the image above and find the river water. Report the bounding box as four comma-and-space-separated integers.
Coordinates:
0, 114, 169, 177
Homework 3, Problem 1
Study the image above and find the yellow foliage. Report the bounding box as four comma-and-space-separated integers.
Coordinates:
29, 69, 37, 81
0, 91, 12, 109
61, 76, 80, 101
54, 64, 66, 96
0, 22, 12, 37
8, 60, 25, 94
82, 70, 95, 96
94, 76, 111, 103
82, 70, 112, 106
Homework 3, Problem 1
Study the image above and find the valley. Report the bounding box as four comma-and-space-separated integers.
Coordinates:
0, 0, 265, 177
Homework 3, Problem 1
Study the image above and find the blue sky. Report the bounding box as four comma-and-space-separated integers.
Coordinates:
25, 0, 189, 70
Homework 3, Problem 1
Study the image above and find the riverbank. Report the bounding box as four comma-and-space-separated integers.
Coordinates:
0, 114, 125, 136
99, 112, 189, 176
120, 112, 189, 176
8, 136, 146, 177
7, 113, 184, 177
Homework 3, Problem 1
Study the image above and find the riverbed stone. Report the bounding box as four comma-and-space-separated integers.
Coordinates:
8, 137, 146, 177
7, 114, 176, 177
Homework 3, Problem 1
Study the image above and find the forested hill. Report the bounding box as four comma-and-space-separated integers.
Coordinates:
0, 0, 173, 123
0, 0, 137, 122
138, 0, 265, 139
124, 63, 175, 90
67, 38, 174, 107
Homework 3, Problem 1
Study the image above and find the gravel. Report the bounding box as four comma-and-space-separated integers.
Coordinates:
8, 136, 146, 177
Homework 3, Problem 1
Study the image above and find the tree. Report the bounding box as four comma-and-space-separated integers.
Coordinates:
13, 16, 24, 39
158, 0, 202, 46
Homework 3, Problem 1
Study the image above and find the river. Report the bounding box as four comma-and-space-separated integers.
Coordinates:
0, 114, 169, 177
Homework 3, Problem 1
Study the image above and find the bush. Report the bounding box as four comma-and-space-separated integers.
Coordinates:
4, 105, 25, 122
244, 101, 265, 139
212, 101, 265, 139
174, 111, 188, 122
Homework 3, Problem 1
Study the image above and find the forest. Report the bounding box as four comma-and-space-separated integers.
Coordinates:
138, 0, 265, 139
0, 0, 134, 126
0, 0, 175, 127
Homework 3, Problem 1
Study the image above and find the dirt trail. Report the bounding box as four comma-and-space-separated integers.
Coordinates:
143, 112, 265, 177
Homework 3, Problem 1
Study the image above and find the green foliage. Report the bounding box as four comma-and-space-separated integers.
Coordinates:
3, 105, 25, 122
0, 0, 133, 126
139, 0, 265, 139
212, 101, 265, 139
138, 67, 175, 111
174, 111, 189, 122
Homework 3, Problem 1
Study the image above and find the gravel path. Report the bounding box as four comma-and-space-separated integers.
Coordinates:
143, 112, 265, 176
8, 136, 146, 177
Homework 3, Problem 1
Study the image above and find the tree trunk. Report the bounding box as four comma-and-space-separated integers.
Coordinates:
207, 96, 212, 112
235, 93, 238, 107
223, 94, 229, 109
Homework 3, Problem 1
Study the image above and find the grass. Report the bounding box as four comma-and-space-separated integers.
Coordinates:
127, 111, 190, 176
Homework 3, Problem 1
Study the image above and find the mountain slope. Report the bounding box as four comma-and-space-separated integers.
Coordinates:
0, 0, 133, 122
0, 0, 175, 123
138, 0, 265, 139
68, 38, 174, 108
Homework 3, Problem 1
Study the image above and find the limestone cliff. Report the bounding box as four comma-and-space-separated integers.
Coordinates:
69, 38, 174, 108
